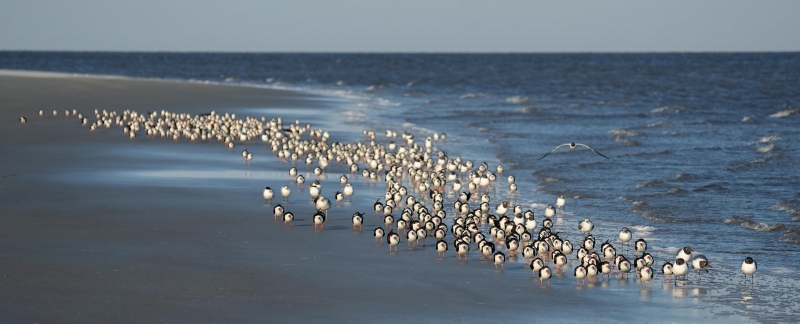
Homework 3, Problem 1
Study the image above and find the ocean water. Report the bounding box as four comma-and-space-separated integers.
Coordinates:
3, 52, 800, 316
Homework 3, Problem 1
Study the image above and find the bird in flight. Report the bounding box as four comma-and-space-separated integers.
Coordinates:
538, 142, 609, 160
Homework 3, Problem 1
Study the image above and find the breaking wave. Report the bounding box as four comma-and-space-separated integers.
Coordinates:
651, 106, 685, 114
460, 92, 490, 99
505, 96, 529, 104
769, 108, 800, 118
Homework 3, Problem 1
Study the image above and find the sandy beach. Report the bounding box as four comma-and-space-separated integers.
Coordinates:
0, 71, 761, 323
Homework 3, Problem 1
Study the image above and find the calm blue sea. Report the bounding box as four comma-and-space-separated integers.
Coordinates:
3, 52, 799, 281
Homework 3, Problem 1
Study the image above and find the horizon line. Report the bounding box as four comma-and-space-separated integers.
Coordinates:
1, 49, 799, 55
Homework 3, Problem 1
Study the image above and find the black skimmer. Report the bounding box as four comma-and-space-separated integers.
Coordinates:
273, 204, 284, 221
575, 265, 588, 286
352, 212, 364, 231
374, 227, 385, 244
640, 266, 654, 288
313, 210, 326, 230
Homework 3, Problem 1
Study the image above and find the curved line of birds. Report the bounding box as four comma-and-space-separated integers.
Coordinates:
22, 108, 759, 287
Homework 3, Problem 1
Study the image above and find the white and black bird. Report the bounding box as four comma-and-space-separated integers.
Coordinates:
556, 195, 566, 210
635, 238, 647, 256
19, 116, 27, 123
374, 227, 385, 244
640, 266, 654, 288
456, 241, 470, 261
493, 251, 506, 270
618, 227, 632, 252
313, 210, 326, 230
388, 231, 400, 252
436, 239, 448, 258
544, 204, 556, 218
672, 258, 689, 285
692, 254, 712, 281
281, 185, 292, 202
662, 261, 674, 282
273, 204, 284, 221
262, 187, 274, 204
676, 246, 694, 263
539, 266, 552, 286
343, 183, 354, 202
741, 257, 757, 284
579, 219, 593, 235
574, 265, 588, 286
352, 212, 364, 231
538, 142, 609, 160
283, 211, 294, 227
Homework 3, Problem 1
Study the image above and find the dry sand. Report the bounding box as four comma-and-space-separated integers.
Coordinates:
0, 72, 753, 322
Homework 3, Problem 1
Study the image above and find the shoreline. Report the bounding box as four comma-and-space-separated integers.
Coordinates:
0, 72, 769, 322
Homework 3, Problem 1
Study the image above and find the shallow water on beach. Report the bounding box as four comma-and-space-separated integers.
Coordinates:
3, 52, 800, 321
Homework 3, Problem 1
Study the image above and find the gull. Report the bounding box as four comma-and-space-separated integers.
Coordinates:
538, 142, 609, 160
741, 257, 757, 284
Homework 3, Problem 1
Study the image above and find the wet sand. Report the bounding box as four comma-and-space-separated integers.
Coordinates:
0, 71, 754, 322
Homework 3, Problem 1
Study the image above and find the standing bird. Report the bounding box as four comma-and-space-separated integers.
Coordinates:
662, 261, 674, 282
19, 116, 27, 123
640, 266, 654, 288
296, 175, 306, 189
262, 187, 274, 204
313, 211, 326, 230
406, 230, 418, 248
741, 257, 757, 284
273, 204, 284, 221
538, 142, 610, 160
314, 196, 331, 216
672, 258, 689, 285
635, 238, 647, 256
579, 219, 594, 235
456, 241, 470, 261
692, 254, 712, 281
493, 251, 506, 270
387, 231, 400, 252
352, 212, 364, 231
556, 195, 566, 210
436, 239, 448, 258
544, 205, 556, 218
539, 266, 552, 286
374, 227, 385, 244
343, 183, 354, 202
495, 201, 510, 215
575, 265, 588, 286
676, 246, 694, 263
618, 227, 632, 252
530, 257, 545, 278
283, 211, 294, 227
281, 185, 292, 202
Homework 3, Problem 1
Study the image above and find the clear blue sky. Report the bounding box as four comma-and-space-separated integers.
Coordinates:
2, 0, 798, 52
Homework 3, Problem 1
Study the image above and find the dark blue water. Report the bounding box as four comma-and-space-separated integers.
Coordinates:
3, 52, 800, 302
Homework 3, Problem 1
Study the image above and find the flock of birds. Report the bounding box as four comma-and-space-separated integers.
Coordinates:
23, 108, 760, 287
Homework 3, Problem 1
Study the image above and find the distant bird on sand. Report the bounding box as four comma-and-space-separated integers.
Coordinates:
538, 142, 609, 160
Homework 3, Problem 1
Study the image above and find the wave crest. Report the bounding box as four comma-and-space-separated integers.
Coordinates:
769, 108, 800, 118
460, 92, 490, 99
505, 96, 529, 104
723, 215, 785, 232
651, 106, 685, 114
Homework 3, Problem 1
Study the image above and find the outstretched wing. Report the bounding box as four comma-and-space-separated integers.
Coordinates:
575, 143, 610, 159
537, 143, 572, 160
